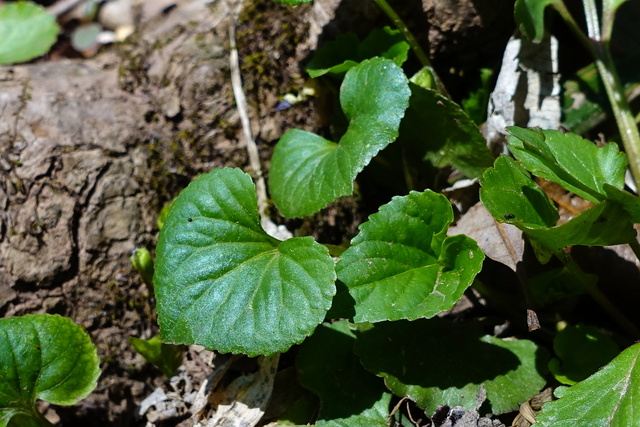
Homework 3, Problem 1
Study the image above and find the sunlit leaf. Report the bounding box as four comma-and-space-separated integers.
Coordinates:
0, 314, 100, 427
507, 127, 627, 203
0, 1, 59, 64
270, 58, 410, 218
155, 168, 336, 356
537, 342, 640, 426
337, 190, 484, 322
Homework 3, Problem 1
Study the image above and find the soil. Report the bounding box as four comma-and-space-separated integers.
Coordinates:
0, 0, 517, 425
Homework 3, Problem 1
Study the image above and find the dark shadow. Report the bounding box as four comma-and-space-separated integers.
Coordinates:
325, 280, 356, 320
355, 318, 529, 390
298, 323, 387, 421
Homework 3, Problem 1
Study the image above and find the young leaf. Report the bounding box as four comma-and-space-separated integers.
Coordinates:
507, 127, 628, 203
269, 58, 410, 218
548, 324, 619, 385
514, 0, 562, 42
536, 342, 640, 426
0, 1, 60, 64
128, 336, 185, 378
354, 318, 549, 415
397, 84, 494, 178
154, 168, 336, 356
336, 190, 484, 322
297, 321, 391, 426
0, 314, 100, 426
306, 28, 410, 78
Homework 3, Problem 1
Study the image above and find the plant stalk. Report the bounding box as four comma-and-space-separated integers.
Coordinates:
557, 250, 640, 338
552, 2, 595, 55
572, 0, 640, 190
593, 49, 640, 190
371, 0, 450, 98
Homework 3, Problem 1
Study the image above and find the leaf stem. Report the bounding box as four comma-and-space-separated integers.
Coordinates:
558, 0, 640, 190
552, 2, 595, 55
370, 0, 450, 98
557, 250, 640, 338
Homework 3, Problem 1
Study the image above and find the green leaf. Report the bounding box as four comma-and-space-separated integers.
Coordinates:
480, 156, 559, 228
481, 156, 637, 250
0, 314, 100, 427
603, 184, 640, 222
549, 324, 619, 385
507, 127, 628, 203
514, 0, 561, 42
306, 28, 410, 78
398, 83, 494, 178
336, 190, 484, 322
128, 336, 185, 378
154, 168, 336, 356
297, 321, 391, 426
0, 1, 60, 65
536, 342, 640, 426
354, 318, 549, 415
521, 200, 637, 250
270, 58, 410, 218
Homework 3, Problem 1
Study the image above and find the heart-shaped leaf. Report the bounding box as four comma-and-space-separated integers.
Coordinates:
297, 321, 391, 426
0, 314, 100, 427
536, 342, 640, 426
269, 58, 411, 218
154, 168, 336, 356
336, 190, 484, 323
354, 319, 549, 416
514, 0, 562, 42
507, 127, 628, 203
0, 1, 60, 64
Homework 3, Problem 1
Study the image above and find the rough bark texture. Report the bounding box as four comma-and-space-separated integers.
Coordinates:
0, 0, 338, 423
